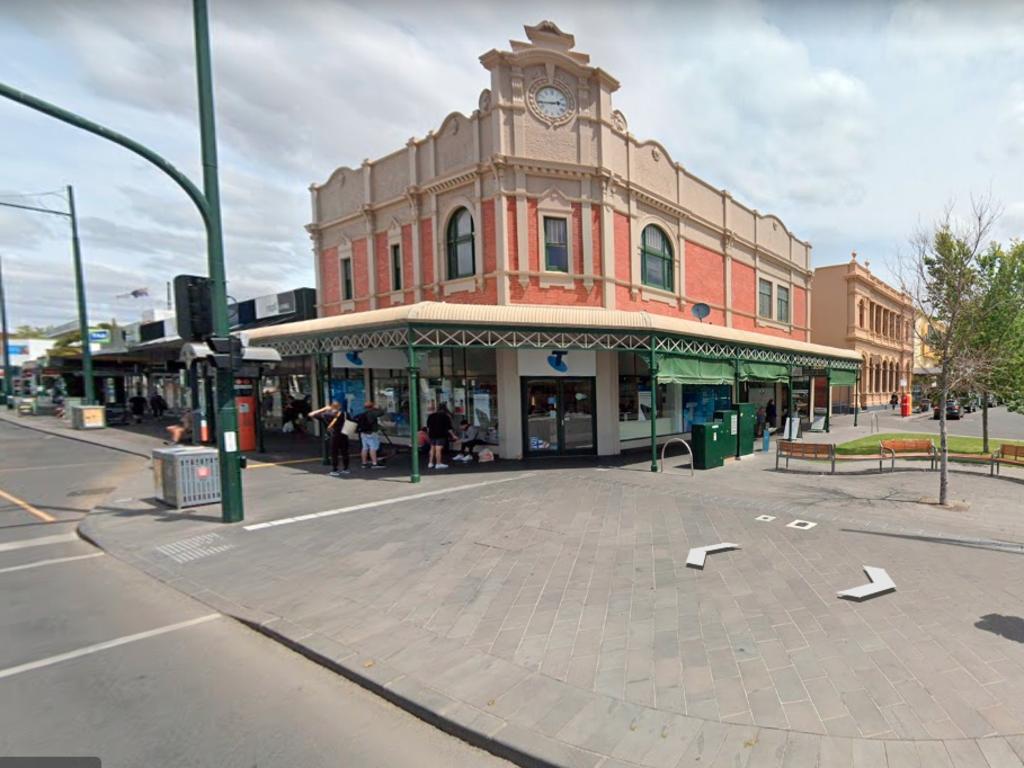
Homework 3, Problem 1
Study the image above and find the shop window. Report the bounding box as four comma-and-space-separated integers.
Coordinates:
341, 258, 353, 300
370, 370, 410, 437
418, 348, 499, 443
543, 216, 569, 272
640, 225, 673, 291
446, 207, 475, 280
391, 243, 402, 291
617, 352, 680, 440
777, 285, 790, 323
758, 279, 773, 318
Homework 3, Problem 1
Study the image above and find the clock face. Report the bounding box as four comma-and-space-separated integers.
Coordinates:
535, 86, 569, 119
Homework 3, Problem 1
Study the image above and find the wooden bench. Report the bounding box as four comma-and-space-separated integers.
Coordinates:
992, 444, 1024, 476
879, 439, 936, 472
776, 441, 835, 473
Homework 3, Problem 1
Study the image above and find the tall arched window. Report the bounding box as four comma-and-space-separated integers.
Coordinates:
858, 301, 865, 328
446, 208, 475, 279
640, 225, 673, 291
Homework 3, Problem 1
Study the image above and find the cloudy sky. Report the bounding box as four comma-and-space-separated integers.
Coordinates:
1, 0, 1022, 328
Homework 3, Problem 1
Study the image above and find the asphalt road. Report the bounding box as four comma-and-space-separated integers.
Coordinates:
868, 404, 1024, 440
0, 420, 511, 768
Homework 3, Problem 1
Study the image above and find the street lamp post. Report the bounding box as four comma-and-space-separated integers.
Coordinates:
0, 188, 95, 404
0, 255, 12, 408
0, 0, 243, 521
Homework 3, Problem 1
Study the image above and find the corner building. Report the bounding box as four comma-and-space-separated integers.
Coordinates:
250, 22, 859, 467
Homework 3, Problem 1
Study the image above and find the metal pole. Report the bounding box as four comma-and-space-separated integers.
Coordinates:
0, 255, 12, 408
67, 185, 95, 405
194, 0, 242, 522
824, 367, 831, 433
853, 374, 860, 427
408, 341, 420, 484
649, 338, 658, 473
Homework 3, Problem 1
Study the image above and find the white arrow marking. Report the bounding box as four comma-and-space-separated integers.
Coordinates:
686, 543, 740, 569
837, 566, 895, 601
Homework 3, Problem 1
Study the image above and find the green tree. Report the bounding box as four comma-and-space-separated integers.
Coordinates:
12, 324, 50, 338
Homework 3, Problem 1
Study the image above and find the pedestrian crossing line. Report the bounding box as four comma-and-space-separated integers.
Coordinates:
244, 473, 537, 532
0, 552, 105, 575
0, 533, 78, 553
0, 485, 56, 522
0, 614, 221, 680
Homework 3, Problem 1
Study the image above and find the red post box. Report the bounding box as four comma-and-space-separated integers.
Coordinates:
900, 392, 911, 417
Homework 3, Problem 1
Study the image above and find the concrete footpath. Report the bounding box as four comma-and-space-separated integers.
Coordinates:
6, 410, 1024, 767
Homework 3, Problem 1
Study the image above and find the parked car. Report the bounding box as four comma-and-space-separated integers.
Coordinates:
934, 400, 961, 420
961, 397, 977, 413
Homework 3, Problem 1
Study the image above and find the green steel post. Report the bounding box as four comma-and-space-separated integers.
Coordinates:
649, 338, 658, 472
67, 186, 94, 405
319, 353, 330, 466
408, 342, 420, 484
825, 368, 832, 433
734, 357, 741, 458
194, 0, 242, 522
853, 374, 860, 427
0, 255, 12, 408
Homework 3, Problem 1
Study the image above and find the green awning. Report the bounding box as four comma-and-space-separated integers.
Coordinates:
830, 368, 858, 387
656, 356, 735, 385
738, 361, 790, 383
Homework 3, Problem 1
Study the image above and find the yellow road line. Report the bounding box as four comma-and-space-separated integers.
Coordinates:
0, 486, 57, 523
247, 457, 322, 469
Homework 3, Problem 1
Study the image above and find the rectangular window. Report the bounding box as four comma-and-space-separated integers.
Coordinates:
758, 278, 773, 318
776, 285, 790, 323
341, 258, 353, 300
544, 217, 568, 272
390, 243, 402, 291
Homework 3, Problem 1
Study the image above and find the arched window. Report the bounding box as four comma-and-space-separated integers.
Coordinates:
858, 301, 865, 328
640, 225, 673, 291
446, 208, 475, 280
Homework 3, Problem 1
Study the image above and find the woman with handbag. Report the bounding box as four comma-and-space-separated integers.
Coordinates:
310, 401, 352, 476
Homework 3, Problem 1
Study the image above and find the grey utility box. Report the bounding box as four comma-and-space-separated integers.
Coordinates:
152, 446, 221, 509
70, 403, 105, 430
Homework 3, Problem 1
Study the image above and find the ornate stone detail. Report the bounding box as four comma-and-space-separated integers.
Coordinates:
510, 75, 524, 102
478, 88, 492, 113
651, 147, 661, 162
526, 77, 577, 127
611, 110, 627, 133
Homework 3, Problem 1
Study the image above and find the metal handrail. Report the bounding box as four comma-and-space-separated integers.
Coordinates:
660, 438, 694, 477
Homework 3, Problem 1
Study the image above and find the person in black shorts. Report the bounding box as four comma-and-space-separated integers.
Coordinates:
309, 401, 350, 476
425, 403, 457, 470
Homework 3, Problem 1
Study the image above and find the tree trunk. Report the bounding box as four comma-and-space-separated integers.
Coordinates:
982, 395, 989, 454
938, 384, 949, 506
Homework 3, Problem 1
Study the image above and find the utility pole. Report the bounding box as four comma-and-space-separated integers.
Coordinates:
0, 255, 12, 408
67, 186, 95, 404
0, 0, 244, 521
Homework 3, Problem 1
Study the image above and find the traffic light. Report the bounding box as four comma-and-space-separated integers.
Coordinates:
174, 274, 213, 341
207, 336, 242, 370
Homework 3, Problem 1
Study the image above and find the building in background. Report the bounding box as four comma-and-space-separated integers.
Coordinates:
811, 253, 914, 411
249, 21, 859, 463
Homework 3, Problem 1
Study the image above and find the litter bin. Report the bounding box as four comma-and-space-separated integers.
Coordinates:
713, 409, 738, 461
692, 422, 724, 470
736, 403, 756, 457
152, 446, 221, 509
70, 404, 106, 430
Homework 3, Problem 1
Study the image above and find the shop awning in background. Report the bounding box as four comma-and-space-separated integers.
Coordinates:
656, 356, 735, 385
738, 361, 790, 383
830, 368, 858, 387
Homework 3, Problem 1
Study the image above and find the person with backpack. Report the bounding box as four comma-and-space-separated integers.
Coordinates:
310, 400, 351, 476
356, 401, 385, 469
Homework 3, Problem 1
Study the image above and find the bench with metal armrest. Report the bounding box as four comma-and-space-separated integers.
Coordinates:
991, 443, 1024, 476
776, 440, 835, 473
879, 439, 936, 472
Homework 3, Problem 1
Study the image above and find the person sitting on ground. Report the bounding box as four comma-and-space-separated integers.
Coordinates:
310, 400, 351, 476
356, 401, 384, 469
417, 426, 431, 462
166, 409, 193, 444
426, 403, 457, 470
453, 420, 486, 463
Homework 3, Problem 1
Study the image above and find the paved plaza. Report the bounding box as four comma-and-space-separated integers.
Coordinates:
7, 411, 1024, 766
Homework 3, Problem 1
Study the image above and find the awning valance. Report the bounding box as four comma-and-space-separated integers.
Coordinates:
738, 361, 790, 383
656, 356, 735, 385
830, 368, 858, 387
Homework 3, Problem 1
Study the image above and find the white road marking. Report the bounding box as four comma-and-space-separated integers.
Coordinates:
0, 533, 78, 553
0, 552, 104, 574
787, 519, 817, 530
686, 543, 740, 569
156, 533, 234, 564
244, 473, 537, 532
837, 566, 896, 601
0, 614, 220, 680
755, 515, 776, 522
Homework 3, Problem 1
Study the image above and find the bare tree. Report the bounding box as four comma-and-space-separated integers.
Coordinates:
897, 197, 999, 506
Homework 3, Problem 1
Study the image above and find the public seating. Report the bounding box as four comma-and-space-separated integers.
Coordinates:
879, 439, 937, 472
776, 441, 835, 473
991, 444, 1024, 476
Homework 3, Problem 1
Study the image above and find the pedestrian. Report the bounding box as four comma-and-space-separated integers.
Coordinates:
310, 400, 351, 476
417, 426, 431, 463
356, 401, 385, 469
150, 392, 167, 419
426, 403, 457, 469
128, 391, 147, 424
755, 406, 766, 437
453, 419, 486, 463
890, 392, 899, 411
765, 399, 777, 429
166, 409, 192, 444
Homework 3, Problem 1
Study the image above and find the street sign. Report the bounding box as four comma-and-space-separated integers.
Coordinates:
88, 329, 110, 342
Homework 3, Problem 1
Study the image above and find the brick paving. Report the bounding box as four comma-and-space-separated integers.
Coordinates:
66, 411, 1024, 766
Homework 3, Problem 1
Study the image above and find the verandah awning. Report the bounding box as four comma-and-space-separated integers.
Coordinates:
737, 361, 790, 383
830, 369, 858, 387
656, 356, 735, 385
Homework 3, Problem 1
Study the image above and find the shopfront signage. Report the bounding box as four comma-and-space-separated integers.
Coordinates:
517, 349, 596, 377
89, 329, 111, 342
255, 291, 296, 320
331, 349, 409, 370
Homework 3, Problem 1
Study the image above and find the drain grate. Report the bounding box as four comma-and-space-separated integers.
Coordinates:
156, 532, 235, 564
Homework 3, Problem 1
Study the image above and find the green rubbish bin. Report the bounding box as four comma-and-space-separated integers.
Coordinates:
692, 421, 724, 470
736, 403, 756, 457
713, 409, 738, 461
